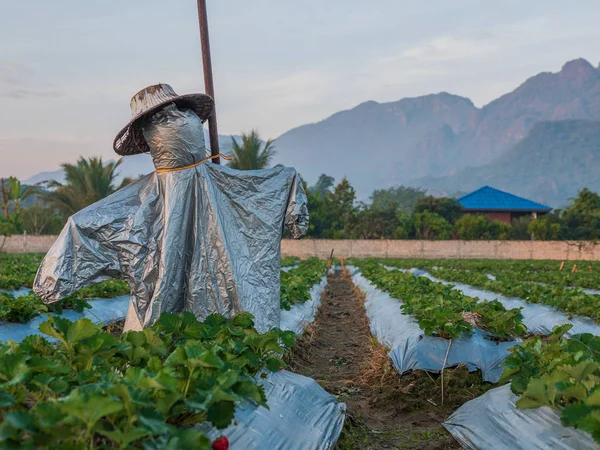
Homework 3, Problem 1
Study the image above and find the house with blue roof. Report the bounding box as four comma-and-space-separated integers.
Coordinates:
457, 186, 552, 224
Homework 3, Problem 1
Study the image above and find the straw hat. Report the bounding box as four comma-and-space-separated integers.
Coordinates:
113, 84, 214, 156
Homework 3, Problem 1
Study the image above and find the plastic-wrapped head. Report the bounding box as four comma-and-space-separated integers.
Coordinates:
141, 103, 207, 170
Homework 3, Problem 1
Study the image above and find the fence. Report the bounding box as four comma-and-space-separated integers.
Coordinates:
2, 235, 599, 260
281, 239, 600, 261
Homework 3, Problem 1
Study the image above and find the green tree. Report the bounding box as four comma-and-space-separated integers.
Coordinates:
412, 211, 452, 240
370, 186, 426, 213
45, 157, 124, 217
559, 188, 600, 240
326, 178, 358, 239
21, 203, 66, 235
511, 216, 533, 240
529, 215, 561, 240
413, 195, 463, 223
570, 188, 600, 214
353, 207, 397, 239
454, 214, 511, 240
228, 131, 275, 170
0, 177, 41, 220
309, 174, 335, 198
303, 180, 331, 238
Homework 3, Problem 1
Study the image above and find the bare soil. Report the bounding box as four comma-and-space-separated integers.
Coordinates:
104, 319, 124, 337
286, 272, 491, 449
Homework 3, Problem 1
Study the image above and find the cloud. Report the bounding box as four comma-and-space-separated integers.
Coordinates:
397, 34, 498, 63
1, 88, 64, 99
0, 61, 33, 85
0, 60, 63, 99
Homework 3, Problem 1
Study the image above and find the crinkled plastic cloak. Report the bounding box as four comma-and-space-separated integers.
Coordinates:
33, 106, 308, 333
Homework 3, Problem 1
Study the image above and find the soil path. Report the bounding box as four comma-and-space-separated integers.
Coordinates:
288, 272, 487, 449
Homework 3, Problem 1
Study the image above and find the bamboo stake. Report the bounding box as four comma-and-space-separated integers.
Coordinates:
326, 249, 335, 274
572, 264, 578, 273
340, 258, 348, 277
441, 339, 452, 405
559, 261, 565, 271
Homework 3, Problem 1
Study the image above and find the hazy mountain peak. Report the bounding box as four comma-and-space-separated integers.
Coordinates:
559, 58, 600, 84
274, 57, 600, 201
561, 58, 596, 73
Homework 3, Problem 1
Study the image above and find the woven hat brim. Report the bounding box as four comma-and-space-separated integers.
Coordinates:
113, 93, 214, 156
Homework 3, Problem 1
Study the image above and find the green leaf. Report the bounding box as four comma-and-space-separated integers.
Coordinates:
192, 351, 224, 369
217, 370, 238, 389
66, 318, 98, 344
0, 390, 15, 408
125, 330, 147, 347
156, 313, 182, 333
59, 392, 124, 428
138, 409, 172, 435
233, 380, 266, 405
562, 361, 599, 383
0, 354, 30, 387
33, 401, 64, 428
265, 356, 283, 372
584, 389, 600, 406
206, 400, 235, 429
97, 427, 151, 446
562, 402, 594, 426
232, 313, 254, 328
165, 347, 187, 366
516, 377, 556, 409
3, 411, 36, 432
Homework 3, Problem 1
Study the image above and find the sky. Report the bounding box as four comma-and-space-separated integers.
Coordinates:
1, 0, 600, 180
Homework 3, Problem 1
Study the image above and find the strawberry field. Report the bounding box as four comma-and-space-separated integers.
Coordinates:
2, 254, 600, 449
0, 254, 341, 449
347, 258, 600, 448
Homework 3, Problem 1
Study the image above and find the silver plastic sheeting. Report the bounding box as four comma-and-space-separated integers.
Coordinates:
415, 270, 600, 337
350, 268, 516, 382
0, 295, 129, 343
444, 384, 600, 450
279, 276, 327, 335
33, 103, 308, 333
0, 288, 33, 298
202, 370, 346, 450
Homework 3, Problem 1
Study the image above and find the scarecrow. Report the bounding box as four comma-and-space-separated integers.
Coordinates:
33, 84, 308, 333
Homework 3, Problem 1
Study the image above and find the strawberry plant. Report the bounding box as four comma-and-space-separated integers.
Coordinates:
428, 267, 600, 322
280, 257, 300, 268
0, 311, 296, 449
500, 324, 600, 443
0, 253, 44, 289
280, 257, 326, 310
0, 292, 48, 323
355, 260, 527, 340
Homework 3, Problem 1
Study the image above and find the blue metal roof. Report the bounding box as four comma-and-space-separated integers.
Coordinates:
457, 186, 552, 212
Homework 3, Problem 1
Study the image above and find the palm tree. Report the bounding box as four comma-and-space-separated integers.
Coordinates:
0, 177, 42, 219
45, 157, 123, 216
228, 130, 276, 170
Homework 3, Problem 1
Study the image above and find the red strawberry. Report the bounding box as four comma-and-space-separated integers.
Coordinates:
212, 436, 229, 450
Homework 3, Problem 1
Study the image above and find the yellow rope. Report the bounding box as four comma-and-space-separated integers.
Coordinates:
156, 153, 232, 173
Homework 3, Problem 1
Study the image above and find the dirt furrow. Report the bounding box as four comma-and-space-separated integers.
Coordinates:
287, 272, 488, 449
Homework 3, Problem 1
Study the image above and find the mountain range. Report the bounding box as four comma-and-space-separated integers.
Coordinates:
273, 58, 600, 206
416, 119, 600, 207
23, 58, 600, 207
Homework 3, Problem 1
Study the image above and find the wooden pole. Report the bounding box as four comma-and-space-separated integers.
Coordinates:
196, 0, 220, 163
559, 261, 565, 271
340, 258, 348, 277
326, 249, 335, 273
